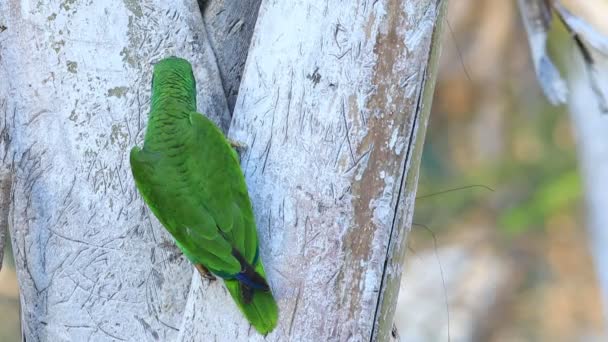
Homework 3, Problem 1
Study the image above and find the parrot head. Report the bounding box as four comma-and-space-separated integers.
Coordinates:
151, 56, 197, 110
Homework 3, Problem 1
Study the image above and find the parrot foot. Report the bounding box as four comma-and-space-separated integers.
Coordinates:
229, 139, 248, 157
229, 139, 247, 149
195, 264, 217, 281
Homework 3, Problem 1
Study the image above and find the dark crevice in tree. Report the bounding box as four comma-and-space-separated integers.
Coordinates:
196, 0, 208, 16
195, 1, 263, 113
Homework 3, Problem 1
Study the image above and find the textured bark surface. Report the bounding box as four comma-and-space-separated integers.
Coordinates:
1, 0, 444, 340
0, 0, 229, 340
179, 0, 445, 340
202, 0, 263, 112
371, 3, 446, 340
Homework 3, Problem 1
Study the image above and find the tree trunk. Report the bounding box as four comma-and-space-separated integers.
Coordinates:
201, 0, 263, 112
179, 0, 446, 341
0, 0, 230, 340
0, 0, 445, 340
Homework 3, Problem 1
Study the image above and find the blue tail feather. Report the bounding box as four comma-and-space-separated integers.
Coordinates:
235, 272, 269, 290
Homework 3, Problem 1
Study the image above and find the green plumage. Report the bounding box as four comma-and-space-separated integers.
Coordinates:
130, 57, 278, 334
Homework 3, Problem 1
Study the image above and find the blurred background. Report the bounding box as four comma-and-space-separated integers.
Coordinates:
396, 0, 608, 341
1, 240, 19, 340
1, 1, 607, 341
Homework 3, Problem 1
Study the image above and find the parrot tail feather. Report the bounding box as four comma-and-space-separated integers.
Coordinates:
225, 259, 278, 334
241, 283, 254, 304
232, 248, 269, 291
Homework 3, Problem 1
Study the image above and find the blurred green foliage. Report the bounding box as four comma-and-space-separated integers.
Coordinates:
414, 15, 582, 238
416, 105, 581, 236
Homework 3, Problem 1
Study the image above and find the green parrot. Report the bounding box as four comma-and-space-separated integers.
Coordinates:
129, 57, 278, 334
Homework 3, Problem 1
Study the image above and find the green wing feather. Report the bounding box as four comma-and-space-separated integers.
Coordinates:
186, 113, 278, 333
187, 112, 259, 262
130, 116, 244, 275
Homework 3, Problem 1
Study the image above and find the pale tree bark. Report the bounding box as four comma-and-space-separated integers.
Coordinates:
179, 0, 446, 341
558, 1, 608, 332
0, 0, 445, 341
517, 0, 568, 105
568, 45, 608, 334
562, 2, 608, 329
201, 0, 263, 112
0, 0, 230, 340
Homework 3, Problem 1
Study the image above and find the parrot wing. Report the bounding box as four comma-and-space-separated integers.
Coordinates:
130, 143, 243, 276
187, 111, 260, 266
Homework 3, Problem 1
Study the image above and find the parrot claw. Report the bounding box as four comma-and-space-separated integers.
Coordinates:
229, 139, 247, 149
195, 264, 217, 281
229, 139, 248, 156
228, 139, 247, 159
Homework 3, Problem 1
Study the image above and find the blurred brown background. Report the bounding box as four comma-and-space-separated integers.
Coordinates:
1, 242, 19, 340
397, 0, 607, 341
